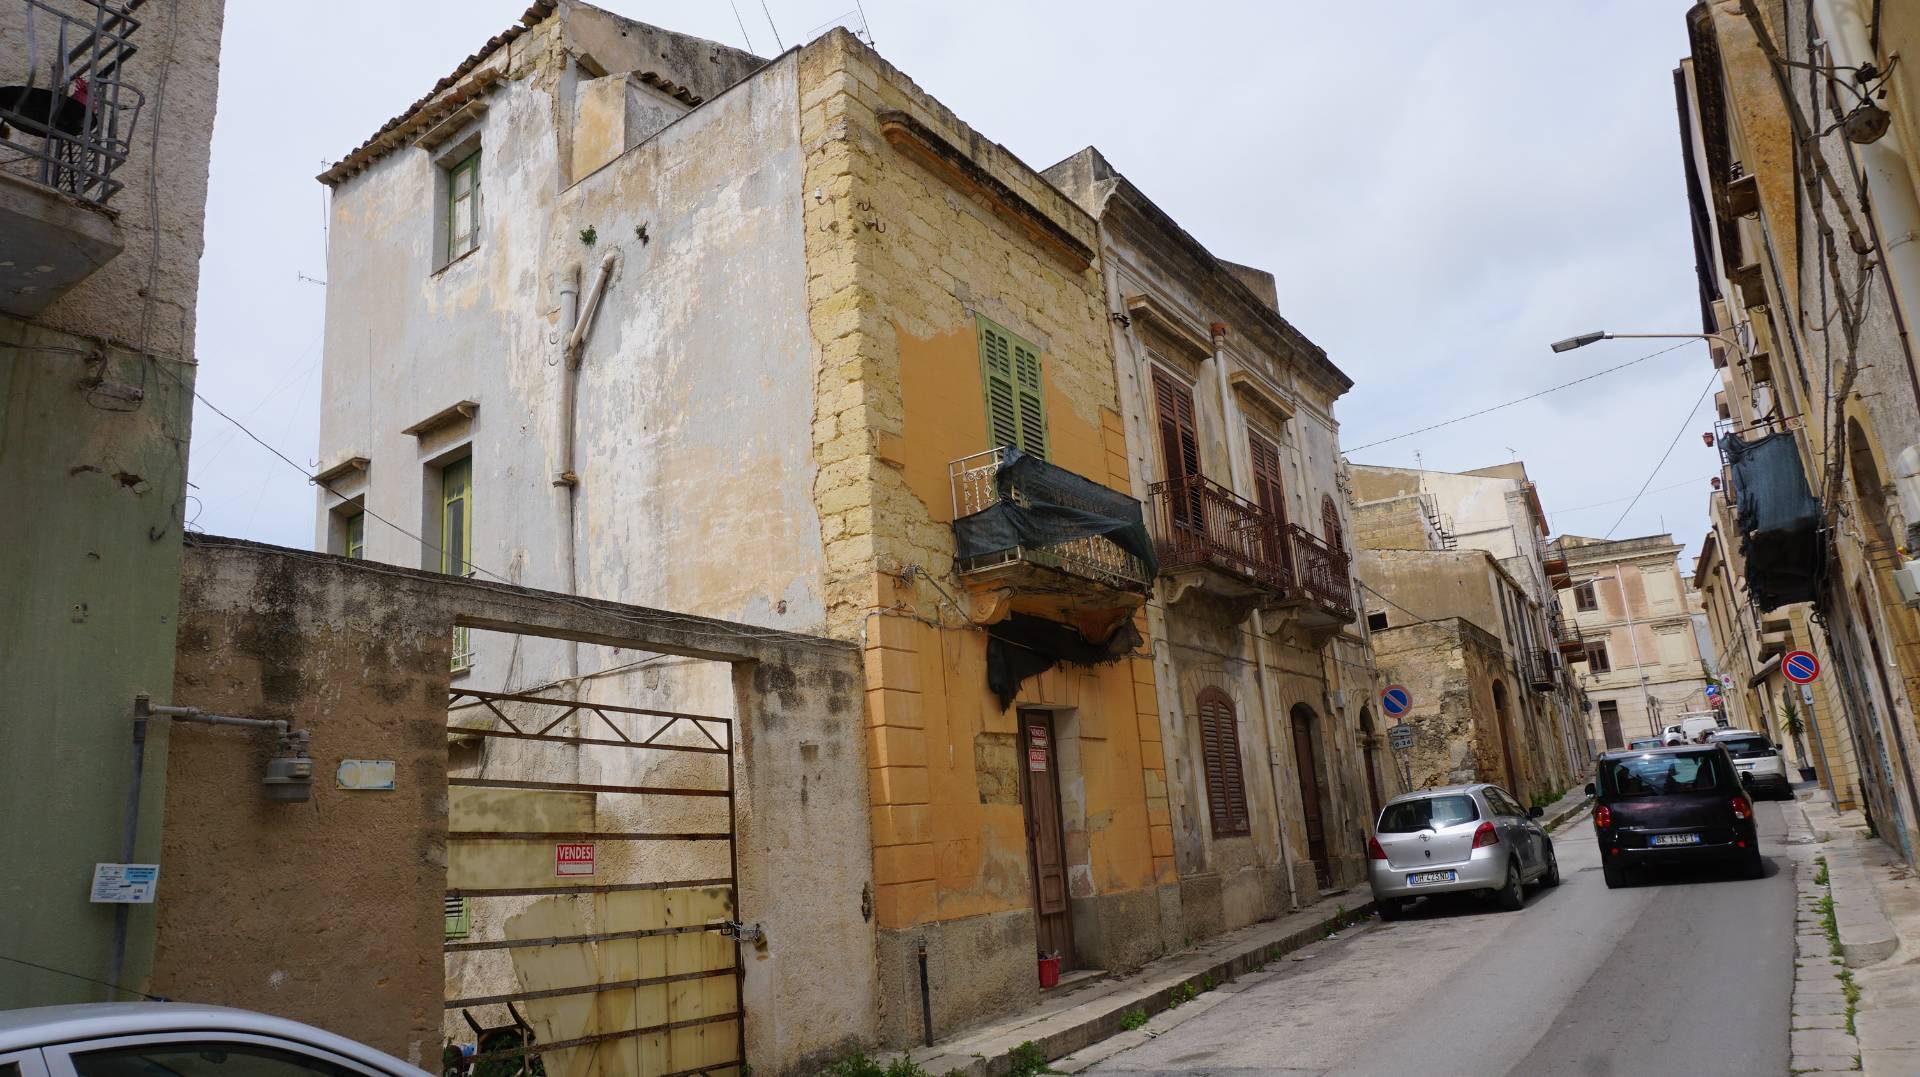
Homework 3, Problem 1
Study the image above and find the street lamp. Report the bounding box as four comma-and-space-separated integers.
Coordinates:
1549, 330, 1740, 354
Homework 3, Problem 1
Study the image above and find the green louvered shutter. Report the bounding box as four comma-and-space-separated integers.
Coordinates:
978, 315, 1047, 459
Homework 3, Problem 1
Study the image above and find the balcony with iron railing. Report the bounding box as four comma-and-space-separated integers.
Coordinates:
1527, 649, 1560, 692
1285, 523, 1355, 624
1147, 473, 1291, 600
950, 447, 1154, 605
2, 0, 145, 316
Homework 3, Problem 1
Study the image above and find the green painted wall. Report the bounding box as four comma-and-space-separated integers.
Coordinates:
0, 321, 191, 1005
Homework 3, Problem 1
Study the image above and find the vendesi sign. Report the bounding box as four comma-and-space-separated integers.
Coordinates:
90, 863, 158, 904
555, 843, 596, 877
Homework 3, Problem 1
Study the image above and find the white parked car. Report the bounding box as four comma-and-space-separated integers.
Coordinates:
0, 1004, 431, 1077
1661, 714, 1725, 745
1710, 728, 1794, 799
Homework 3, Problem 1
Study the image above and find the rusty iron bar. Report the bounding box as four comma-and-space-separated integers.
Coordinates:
450, 876, 735, 899
1148, 474, 1292, 592
590, 706, 637, 744
450, 687, 733, 726
445, 724, 727, 755
480, 699, 524, 733
444, 921, 729, 954
1285, 523, 1353, 619
446, 966, 735, 1009
449, 831, 732, 842
464, 1011, 740, 1064
530, 705, 582, 737
448, 777, 729, 797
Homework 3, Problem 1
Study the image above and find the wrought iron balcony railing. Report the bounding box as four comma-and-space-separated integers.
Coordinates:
2, 0, 146, 205
950, 447, 1153, 594
1147, 473, 1291, 594
1528, 649, 1560, 692
1286, 523, 1354, 622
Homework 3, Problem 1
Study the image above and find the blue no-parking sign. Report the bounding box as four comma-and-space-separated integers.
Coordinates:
1381, 684, 1412, 717
1783, 650, 1820, 685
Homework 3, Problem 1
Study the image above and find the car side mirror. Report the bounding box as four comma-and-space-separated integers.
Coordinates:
1584, 782, 1596, 796
1740, 773, 1753, 786
1528, 805, 1544, 819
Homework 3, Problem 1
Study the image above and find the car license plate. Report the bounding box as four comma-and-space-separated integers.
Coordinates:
1407, 870, 1457, 885
1651, 833, 1702, 846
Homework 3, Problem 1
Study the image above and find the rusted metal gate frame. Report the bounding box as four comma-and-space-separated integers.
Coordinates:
445, 687, 744, 1076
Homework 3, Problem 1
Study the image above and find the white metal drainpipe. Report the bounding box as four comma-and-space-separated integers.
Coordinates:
1209, 321, 1302, 911
554, 252, 617, 689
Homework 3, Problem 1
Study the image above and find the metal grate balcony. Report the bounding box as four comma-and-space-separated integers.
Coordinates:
2, 0, 146, 205
1528, 649, 1560, 692
1286, 523, 1353, 622
1147, 473, 1291, 595
950, 447, 1152, 594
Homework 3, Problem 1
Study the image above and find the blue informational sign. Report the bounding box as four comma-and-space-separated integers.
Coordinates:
1381, 684, 1412, 717
1783, 650, 1820, 685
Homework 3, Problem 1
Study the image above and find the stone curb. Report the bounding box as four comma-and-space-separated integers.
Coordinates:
1797, 801, 1900, 968
913, 898, 1371, 1077
1542, 795, 1591, 834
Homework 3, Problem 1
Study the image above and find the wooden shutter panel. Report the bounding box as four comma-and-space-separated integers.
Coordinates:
1197, 690, 1249, 837
1012, 336, 1048, 460
1249, 432, 1287, 524
1321, 494, 1343, 551
979, 320, 1020, 452
1152, 367, 1200, 480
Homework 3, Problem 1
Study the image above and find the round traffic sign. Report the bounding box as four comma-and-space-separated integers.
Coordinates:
1783, 650, 1820, 684
1381, 684, 1412, 717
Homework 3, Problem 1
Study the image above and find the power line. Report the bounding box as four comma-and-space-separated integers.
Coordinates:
1345, 341, 1694, 454
758, 0, 784, 50
0, 953, 165, 1001
1604, 373, 1721, 539
726, 0, 756, 52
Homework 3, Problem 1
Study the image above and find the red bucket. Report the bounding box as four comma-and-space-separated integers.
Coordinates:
1037, 953, 1062, 989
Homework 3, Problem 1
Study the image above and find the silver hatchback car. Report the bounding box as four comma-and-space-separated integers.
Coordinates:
1367, 783, 1559, 919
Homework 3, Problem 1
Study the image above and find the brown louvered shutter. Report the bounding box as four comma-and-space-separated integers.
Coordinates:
1249, 431, 1289, 570
1321, 494, 1344, 552
1197, 689, 1249, 837
1152, 367, 1200, 482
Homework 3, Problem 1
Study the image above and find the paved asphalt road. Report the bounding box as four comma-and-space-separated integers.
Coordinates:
1084, 799, 1795, 1076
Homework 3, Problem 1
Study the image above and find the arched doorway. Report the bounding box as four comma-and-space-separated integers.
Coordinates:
1359, 705, 1382, 820
1491, 680, 1520, 798
1289, 703, 1331, 889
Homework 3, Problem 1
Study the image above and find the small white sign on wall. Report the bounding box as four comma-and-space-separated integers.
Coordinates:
336, 759, 396, 790
90, 863, 158, 904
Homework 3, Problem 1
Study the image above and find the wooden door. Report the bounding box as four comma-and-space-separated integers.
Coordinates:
1291, 708, 1331, 889
1021, 711, 1075, 970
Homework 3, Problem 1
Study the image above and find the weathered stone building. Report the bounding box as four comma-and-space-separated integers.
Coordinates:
1046, 148, 1387, 920
1675, 0, 1920, 863
310, 1, 1262, 1054
1551, 534, 1711, 747
0, 0, 227, 1008
1351, 463, 1590, 794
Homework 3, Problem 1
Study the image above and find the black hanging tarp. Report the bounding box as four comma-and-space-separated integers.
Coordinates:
952, 447, 1157, 582
1722, 431, 1824, 609
986, 612, 1142, 710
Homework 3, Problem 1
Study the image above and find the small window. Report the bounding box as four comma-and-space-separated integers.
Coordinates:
1196, 689, 1249, 837
1367, 611, 1389, 631
445, 149, 482, 263
977, 315, 1047, 459
440, 457, 474, 672
445, 894, 471, 939
1574, 582, 1598, 611
1586, 642, 1611, 674
344, 511, 365, 560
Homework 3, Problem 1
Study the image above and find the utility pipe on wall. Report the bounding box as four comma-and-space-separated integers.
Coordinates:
554, 251, 617, 689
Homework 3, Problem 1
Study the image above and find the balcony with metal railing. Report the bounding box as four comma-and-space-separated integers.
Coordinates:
1527, 649, 1560, 692
1147, 473, 1291, 600
1286, 523, 1354, 624
2, 0, 144, 315
949, 447, 1154, 603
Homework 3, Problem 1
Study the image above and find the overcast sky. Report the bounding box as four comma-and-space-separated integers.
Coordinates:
187, 1, 1719, 565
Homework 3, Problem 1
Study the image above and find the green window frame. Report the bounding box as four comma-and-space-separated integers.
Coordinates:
445, 895, 471, 939
344, 511, 365, 560
976, 314, 1048, 459
446, 150, 481, 263
441, 458, 474, 671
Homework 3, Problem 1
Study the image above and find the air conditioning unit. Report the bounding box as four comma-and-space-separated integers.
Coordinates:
1896, 560, 1920, 607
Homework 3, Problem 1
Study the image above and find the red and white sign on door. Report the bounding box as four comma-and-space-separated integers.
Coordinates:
555, 842, 596, 877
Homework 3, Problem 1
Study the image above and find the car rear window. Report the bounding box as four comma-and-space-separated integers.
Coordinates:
1718, 735, 1772, 758
1601, 751, 1729, 797
1378, 794, 1479, 832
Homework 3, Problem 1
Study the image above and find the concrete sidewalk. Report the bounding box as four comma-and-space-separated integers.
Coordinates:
894, 785, 1593, 1076
1787, 785, 1920, 1075
903, 887, 1373, 1076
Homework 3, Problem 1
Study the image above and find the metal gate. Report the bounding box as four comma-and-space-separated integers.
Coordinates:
444, 688, 742, 1077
